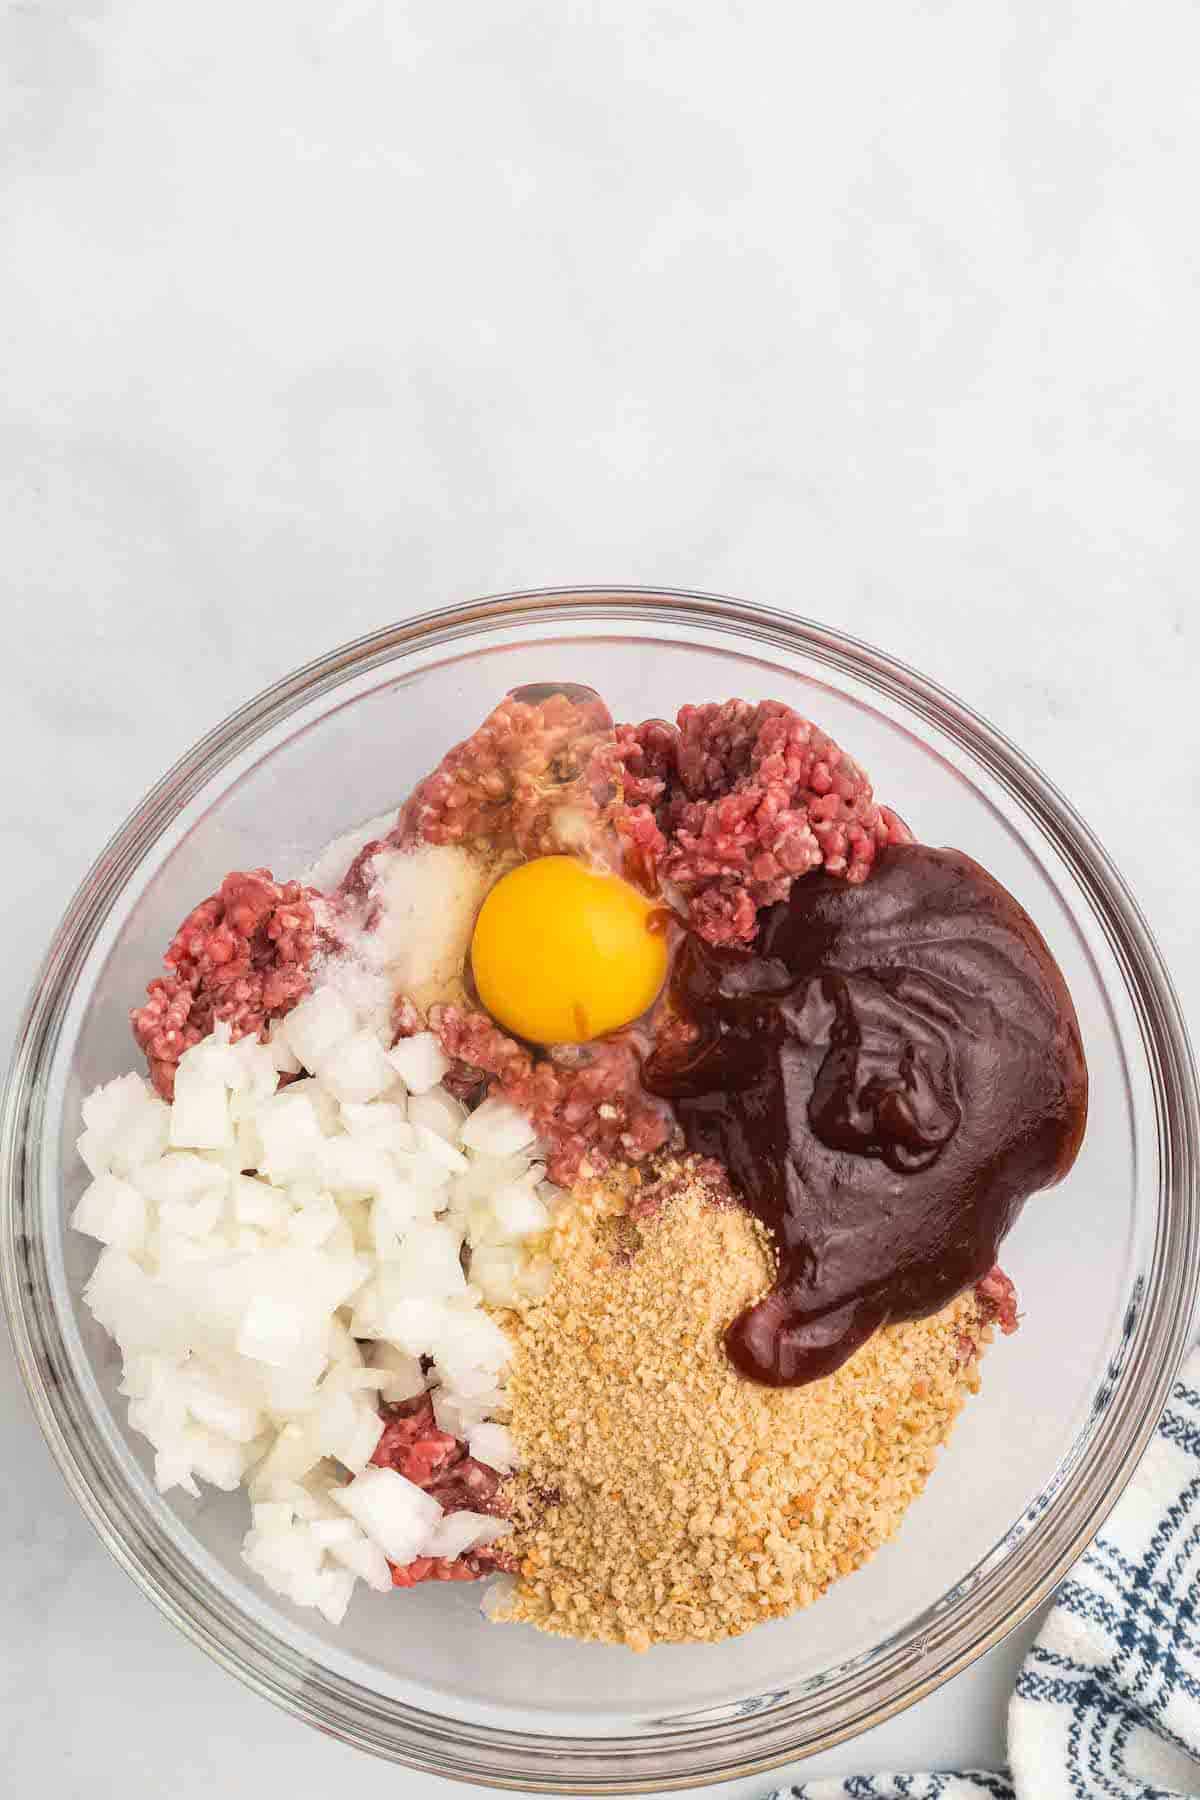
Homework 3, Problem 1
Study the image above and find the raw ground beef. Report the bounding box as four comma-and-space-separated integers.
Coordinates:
613, 701, 910, 945
130, 870, 323, 1100
124, 696, 916, 1259
395, 690, 910, 948
396, 688, 622, 861
429, 1002, 672, 1187
974, 1265, 1020, 1335
129, 693, 906, 1118
368, 1393, 514, 1587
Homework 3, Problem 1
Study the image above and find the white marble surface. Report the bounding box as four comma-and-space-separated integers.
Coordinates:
3, 2, 1199, 1794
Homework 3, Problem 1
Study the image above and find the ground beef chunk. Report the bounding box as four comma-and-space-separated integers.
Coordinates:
389, 1554, 500, 1587
431, 1002, 674, 1186
974, 1266, 1020, 1335
370, 1396, 462, 1490
614, 702, 911, 945
396, 689, 624, 859
955, 1269, 1020, 1366
338, 836, 391, 905
130, 870, 322, 1099
369, 1394, 514, 1588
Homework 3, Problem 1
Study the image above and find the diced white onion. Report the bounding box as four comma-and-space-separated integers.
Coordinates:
76, 972, 541, 1628
71, 1173, 147, 1253
314, 1030, 397, 1105
467, 1421, 519, 1474
281, 988, 357, 1073
332, 1466, 442, 1565
460, 1097, 536, 1158
236, 1295, 310, 1367
421, 1510, 512, 1560
386, 1033, 451, 1095
405, 1087, 467, 1144
169, 1061, 232, 1151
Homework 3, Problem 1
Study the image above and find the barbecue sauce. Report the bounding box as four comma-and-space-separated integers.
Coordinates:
642, 844, 1088, 1387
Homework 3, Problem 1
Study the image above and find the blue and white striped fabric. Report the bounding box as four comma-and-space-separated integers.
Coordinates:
774, 1349, 1200, 1800
778, 1778, 1014, 1798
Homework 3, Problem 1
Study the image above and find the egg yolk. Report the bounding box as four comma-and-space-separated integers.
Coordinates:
470, 856, 668, 1046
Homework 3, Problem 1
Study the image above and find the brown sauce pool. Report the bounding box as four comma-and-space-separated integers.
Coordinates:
643, 844, 1088, 1387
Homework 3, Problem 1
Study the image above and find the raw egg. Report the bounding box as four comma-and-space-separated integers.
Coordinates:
470, 855, 668, 1045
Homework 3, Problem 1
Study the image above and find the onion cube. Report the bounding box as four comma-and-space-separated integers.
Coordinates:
339, 1101, 413, 1151
412, 1124, 469, 1174
133, 1151, 227, 1209
516, 1254, 554, 1301
282, 988, 357, 1074
431, 1387, 495, 1438
315, 1566, 358, 1625
341, 1404, 384, 1474
107, 1097, 171, 1175
82, 1072, 150, 1142
316, 1387, 382, 1473
422, 1510, 512, 1560
387, 1222, 467, 1300
225, 1037, 280, 1103
392, 1143, 453, 1192
237, 1294, 309, 1367
434, 1306, 509, 1379
255, 1091, 327, 1185
249, 1421, 322, 1493
76, 1127, 109, 1182
329, 1532, 392, 1592
315, 1031, 396, 1105
186, 1371, 263, 1443
286, 1191, 339, 1249
468, 1421, 518, 1474
466, 1243, 523, 1307
460, 1097, 536, 1158
489, 1184, 550, 1241
380, 1296, 456, 1359
332, 1467, 442, 1565
369, 1343, 425, 1404
71, 1173, 147, 1253
170, 1060, 232, 1150
315, 1138, 393, 1197
267, 1023, 302, 1075
159, 1182, 225, 1240
309, 1518, 358, 1547
369, 1182, 436, 1260
233, 1175, 290, 1232
84, 1249, 193, 1357
260, 1476, 341, 1522
284, 1077, 341, 1135
386, 1033, 450, 1096
405, 1087, 467, 1145
251, 1501, 295, 1536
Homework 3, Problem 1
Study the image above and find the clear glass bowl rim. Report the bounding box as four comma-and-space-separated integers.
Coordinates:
3, 585, 1198, 1792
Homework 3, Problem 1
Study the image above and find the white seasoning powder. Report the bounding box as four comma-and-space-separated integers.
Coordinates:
301, 811, 397, 892
317, 843, 500, 1037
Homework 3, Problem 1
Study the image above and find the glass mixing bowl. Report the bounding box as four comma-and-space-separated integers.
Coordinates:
3, 589, 1198, 1790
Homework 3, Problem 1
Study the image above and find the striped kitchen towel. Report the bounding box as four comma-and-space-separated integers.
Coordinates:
774, 1348, 1200, 1800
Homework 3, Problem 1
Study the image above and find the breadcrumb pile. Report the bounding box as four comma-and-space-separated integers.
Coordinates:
493, 1161, 991, 1651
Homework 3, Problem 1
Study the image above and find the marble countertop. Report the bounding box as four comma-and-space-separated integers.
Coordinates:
3, 3, 1198, 1795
